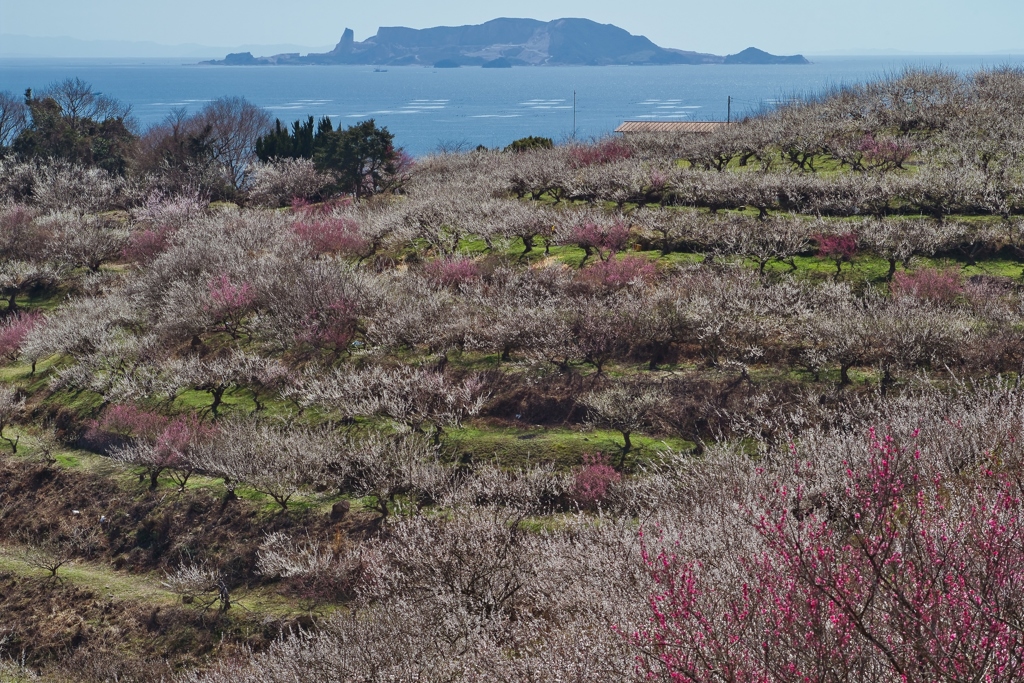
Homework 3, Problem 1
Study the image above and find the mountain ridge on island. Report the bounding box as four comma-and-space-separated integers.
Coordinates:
202, 18, 809, 67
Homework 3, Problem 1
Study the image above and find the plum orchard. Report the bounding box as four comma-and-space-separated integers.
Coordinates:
3, 67, 1024, 680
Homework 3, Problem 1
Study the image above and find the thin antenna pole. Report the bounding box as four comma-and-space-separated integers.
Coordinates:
573, 90, 577, 138
727, 95, 732, 123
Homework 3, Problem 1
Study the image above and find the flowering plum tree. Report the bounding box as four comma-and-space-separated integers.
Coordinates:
633, 430, 1024, 682
0, 385, 24, 453
204, 274, 256, 340
859, 132, 915, 171
296, 297, 359, 364
104, 406, 214, 490
123, 224, 173, 264
0, 310, 41, 360
570, 453, 622, 510
292, 214, 370, 259
422, 256, 481, 288
891, 266, 964, 303
577, 256, 657, 292
814, 231, 858, 277
566, 220, 631, 265
569, 138, 633, 168
582, 379, 667, 462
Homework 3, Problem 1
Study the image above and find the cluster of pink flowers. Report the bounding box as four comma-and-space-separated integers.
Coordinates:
570, 221, 631, 262
569, 138, 633, 168
892, 266, 963, 303
570, 453, 621, 509
153, 413, 214, 462
0, 311, 41, 359
577, 256, 657, 291
123, 224, 173, 264
814, 231, 858, 275
815, 232, 858, 261
293, 217, 369, 257
423, 257, 481, 288
90, 404, 212, 459
290, 198, 371, 257
299, 297, 359, 356
205, 274, 256, 336
634, 428, 1024, 681
90, 404, 169, 442
859, 133, 914, 169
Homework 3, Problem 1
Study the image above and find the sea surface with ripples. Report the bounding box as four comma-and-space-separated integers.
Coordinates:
1, 55, 1022, 156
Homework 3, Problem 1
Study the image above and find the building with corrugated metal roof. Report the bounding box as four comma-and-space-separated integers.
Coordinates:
614, 121, 734, 134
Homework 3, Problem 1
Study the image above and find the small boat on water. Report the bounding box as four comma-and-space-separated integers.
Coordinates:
373, 67, 388, 72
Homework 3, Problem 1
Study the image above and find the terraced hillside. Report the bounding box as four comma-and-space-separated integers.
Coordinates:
2, 67, 1024, 681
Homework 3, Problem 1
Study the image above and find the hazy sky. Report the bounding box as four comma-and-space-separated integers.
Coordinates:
2, 0, 1023, 55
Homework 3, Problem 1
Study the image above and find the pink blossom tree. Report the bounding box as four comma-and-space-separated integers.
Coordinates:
570, 453, 622, 510
859, 133, 914, 171
153, 414, 216, 489
292, 216, 370, 259
123, 225, 174, 264
569, 138, 633, 168
569, 221, 631, 265
891, 266, 963, 303
814, 232, 858, 278
102, 406, 214, 491
204, 274, 256, 340
298, 297, 359, 364
0, 310, 41, 362
577, 256, 657, 292
422, 257, 481, 289
632, 429, 1024, 681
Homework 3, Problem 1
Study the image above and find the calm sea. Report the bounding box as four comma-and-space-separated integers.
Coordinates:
1, 55, 1022, 156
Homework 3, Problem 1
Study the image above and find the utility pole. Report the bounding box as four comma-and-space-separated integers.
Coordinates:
727, 95, 732, 124
573, 90, 577, 139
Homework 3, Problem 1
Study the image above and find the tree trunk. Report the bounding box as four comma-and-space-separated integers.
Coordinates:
880, 366, 893, 397
217, 581, 231, 612
840, 363, 853, 386
209, 387, 226, 417
620, 431, 633, 466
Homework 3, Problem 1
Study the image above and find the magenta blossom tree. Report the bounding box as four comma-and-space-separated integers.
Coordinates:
423, 257, 481, 289
570, 453, 622, 510
123, 225, 174, 264
577, 256, 657, 292
292, 217, 370, 258
570, 221, 631, 265
859, 133, 914, 171
96, 405, 215, 490
892, 266, 963, 303
631, 429, 1024, 682
0, 310, 42, 362
298, 297, 359, 363
152, 414, 216, 490
205, 274, 256, 339
569, 138, 633, 168
814, 232, 858, 277
89, 404, 169, 444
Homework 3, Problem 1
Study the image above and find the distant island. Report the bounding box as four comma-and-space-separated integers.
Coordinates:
201, 18, 809, 67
